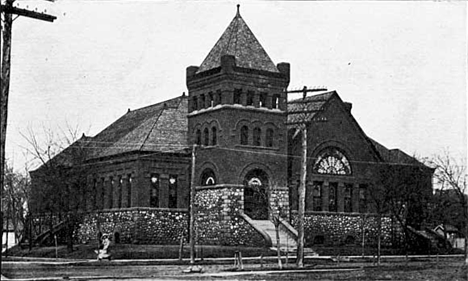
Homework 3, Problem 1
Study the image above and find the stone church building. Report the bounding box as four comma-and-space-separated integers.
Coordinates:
30, 8, 433, 249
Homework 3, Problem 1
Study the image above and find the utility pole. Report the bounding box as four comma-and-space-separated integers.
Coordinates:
1, 0, 56, 266
296, 125, 307, 267
286, 86, 327, 268
189, 144, 197, 264
1, 0, 56, 198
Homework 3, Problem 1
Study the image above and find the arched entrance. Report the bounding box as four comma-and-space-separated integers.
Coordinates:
243, 169, 269, 220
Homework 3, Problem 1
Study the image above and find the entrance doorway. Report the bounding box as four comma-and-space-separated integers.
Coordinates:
243, 169, 269, 220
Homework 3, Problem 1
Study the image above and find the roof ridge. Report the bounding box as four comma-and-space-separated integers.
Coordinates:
138, 106, 166, 151
288, 91, 336, 104
130, 95, 182, 113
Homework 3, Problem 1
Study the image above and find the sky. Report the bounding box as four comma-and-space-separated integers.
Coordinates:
4, 0, 467, 172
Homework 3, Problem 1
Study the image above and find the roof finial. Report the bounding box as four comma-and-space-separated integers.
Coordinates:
236, 4, 240, 16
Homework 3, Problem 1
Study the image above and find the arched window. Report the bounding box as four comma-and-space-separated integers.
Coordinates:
313, 148, 352, 175
265, 128, 274, 147
201, 169, 216, 186
345, 235, 355, 245
240, 126, 249, 145
195, 129, 201, 145
253, 127, 261, 146
203, 128, 209, 146
243, 169, 269, 220
212, 127, 217, 146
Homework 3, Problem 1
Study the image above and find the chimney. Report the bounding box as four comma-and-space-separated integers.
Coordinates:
343, 102, 352, 113
220, 54, 236, 73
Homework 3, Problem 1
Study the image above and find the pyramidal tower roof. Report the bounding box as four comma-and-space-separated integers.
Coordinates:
197, 5, 279, 74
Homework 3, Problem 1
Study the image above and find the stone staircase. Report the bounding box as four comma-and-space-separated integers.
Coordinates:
252, 219, 297, 252
250, 219, 317, 256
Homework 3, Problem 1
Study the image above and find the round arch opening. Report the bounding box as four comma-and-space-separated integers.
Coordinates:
243, 169, 269, 220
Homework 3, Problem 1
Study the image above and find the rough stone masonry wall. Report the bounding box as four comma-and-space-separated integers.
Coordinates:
76, 208, 188, 245
270, 188, 289, 219
292, 212, 404, 247
195, 186, 267, 247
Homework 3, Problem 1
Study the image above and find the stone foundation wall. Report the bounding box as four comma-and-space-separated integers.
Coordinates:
292, 212, 403, 247
76, 208, 188, 245
270, 188, 289, 219
195, 185, 267, 247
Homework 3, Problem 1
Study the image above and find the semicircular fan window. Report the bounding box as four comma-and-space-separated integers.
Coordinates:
313, 148, 352, 175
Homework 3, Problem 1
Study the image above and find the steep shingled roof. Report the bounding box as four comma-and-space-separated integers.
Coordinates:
197, 7, 279, 73
369, 138, 426, 166
287, 91, 424, 166
287, 91, 336, 128
87, 96, 189, 159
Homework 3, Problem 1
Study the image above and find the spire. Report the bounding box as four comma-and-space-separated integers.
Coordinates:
197, 5, 279, 74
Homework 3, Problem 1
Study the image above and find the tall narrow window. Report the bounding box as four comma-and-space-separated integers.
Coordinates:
313, 181, 323, 211
259, 93, 267, 107
109, 177, 114, 209
240, 126, 249, 145
92, 179, 97, 210
253, 127, 261, 146
329, 182, 338, 212
101, 178, 105, 209
168, 175, 178, 208
203, 128, 209, 146
192, 96, 198, 111
127, 174, 132, 208
117, 176, 123, 208
234, 89, 241, 104
215, 90, 221, 106
359, 184, 367, 213
208, 92, 214, 107
266, 128, 274, 147
212, 127, 217, 146
150, 174, 159, 208
196, 129, 201, 145
200, 94, 205, 109
272, 95, 279, 109
344, 183, 353, 212
247, 91, 254, 106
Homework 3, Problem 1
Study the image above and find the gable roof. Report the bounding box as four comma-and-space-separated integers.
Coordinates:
287, 91, 336, 127
197, 8, 279, 74
368, 138, 428, 167
87, 95, 189, 160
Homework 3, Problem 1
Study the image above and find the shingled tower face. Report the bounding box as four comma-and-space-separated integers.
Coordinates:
186, 7, 290, 222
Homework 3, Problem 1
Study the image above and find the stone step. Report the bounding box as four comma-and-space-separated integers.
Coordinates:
250, 219, 297, 249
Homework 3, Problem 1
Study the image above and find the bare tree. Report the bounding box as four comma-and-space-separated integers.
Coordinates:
22, 124, 89, 253
429, 152, 467, 265
372, 163, 433, 258
2, 162, 31, 250
368, 174, 388, 266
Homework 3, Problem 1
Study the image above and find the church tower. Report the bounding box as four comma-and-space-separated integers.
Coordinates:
187, 6, 290, 226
